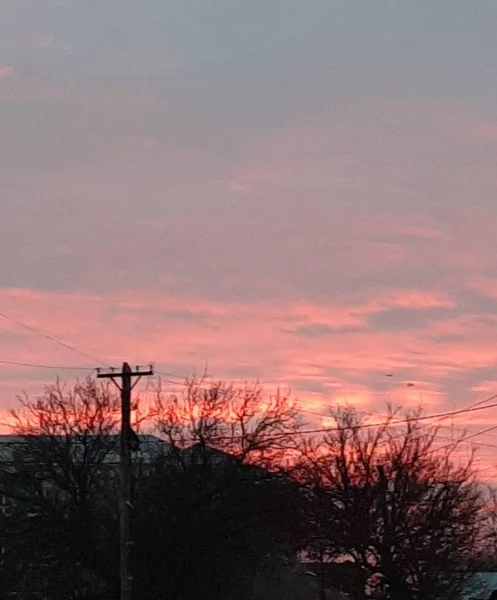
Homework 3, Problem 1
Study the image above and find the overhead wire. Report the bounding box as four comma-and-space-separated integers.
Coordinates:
153, 370, 497, 438
255, 400, 497, 440
2, 312, 496, 474
297, 402, 497, 443
154, 371, 497, 425
3, 345, 497, 450
0, 310, 108, 367
2, 306, 495, 420
2, 362, 497, 477
142, 397, 497, 443
154, 370, 189, 381
0, 359, 96, 371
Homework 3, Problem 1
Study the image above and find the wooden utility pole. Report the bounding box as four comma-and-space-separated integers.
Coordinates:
378, 465, 407, 600
98, 362, 153, 600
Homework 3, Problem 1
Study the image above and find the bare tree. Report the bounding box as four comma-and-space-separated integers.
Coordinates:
294, 408, 486, 600
0, 376, 306, 600
0, 378, 124, 599
472, 485, 497, 572
153, 376, 302, 467
126, 376, 307, 600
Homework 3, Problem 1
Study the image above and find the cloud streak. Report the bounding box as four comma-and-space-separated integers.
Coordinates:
0, 284, 495, 413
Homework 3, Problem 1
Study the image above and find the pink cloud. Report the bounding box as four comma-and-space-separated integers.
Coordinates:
374, 220, 450, 242
468, 277, 497, 299
0, 286, 488, 408
467, 122, 497, 143
0, 66, 13, 79
470, 380, 497, 395
2, 285, 497, 476
370, 289, 454, 310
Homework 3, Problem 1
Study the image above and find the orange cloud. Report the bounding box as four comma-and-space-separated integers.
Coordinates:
0, 285, 487, 410
2, 284, 497, 478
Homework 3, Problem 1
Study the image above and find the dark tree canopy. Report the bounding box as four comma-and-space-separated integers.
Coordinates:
0, 380, 491, 600
0, 377, 304, 600
293, 408, 487, 600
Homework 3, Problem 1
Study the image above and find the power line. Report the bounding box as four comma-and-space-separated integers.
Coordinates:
153, 371, 247, 397
298, 402, 497, 438
380, 393, 497, 450
259, 400, 497, 441
421, 424, 497, 458
297, 391, 497, 422
296, 405, 497, 459
430, 393, 497, 428
153, 370, 188, 381
146, 371, 497, 457
0, 311, 107, 367
155, 369, 497, 426
0, 359, 96, 371
146, 397, 497, 444
153, 371, 497, 437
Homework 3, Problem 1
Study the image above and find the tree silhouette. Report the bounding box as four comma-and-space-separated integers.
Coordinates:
294, 408, 486, 600
0, 376, 304, 600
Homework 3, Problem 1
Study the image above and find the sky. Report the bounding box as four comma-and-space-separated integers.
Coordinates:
1, 1, 497, 467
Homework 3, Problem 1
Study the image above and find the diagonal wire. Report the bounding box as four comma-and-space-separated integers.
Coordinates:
0, 359, 96, 371
0, 311, 107, 367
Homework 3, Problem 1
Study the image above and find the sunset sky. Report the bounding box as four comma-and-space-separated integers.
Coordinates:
1, 1, 497, 467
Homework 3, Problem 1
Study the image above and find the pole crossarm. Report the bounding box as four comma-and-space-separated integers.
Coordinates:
96, 365, 153, 379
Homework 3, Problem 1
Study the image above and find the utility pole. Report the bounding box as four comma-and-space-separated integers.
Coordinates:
378, 465, 392, 598
98, 362, 153, 600
378, 465, 406, 600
